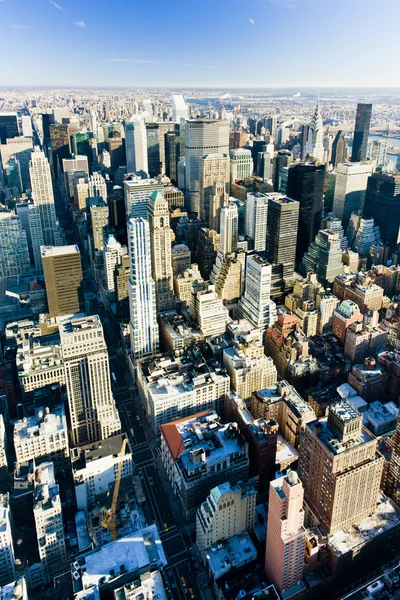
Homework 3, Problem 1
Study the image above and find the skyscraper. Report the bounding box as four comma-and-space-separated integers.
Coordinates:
29, 149, 58, 246
103, 234, 127, 295
298, 401, 384, 533
274, 149, 292, 192
266, 195, 299, 296
351, 103, 372, 163
41, 245, 83, 317
0, 493, 16, 587
60, 315, 121, 446
287, 161, 325, 264
331, 130, 347, 167
124, 176, 164, 220
364, 173, 400, 250
265, 471, 306, 597
185, 119, 229, 214
301, 229, 343, 285
0, 112, 18, 143
332, 162, 372, 227
0, 136, 33, 191
49, 123, 72, 173
229, 148, 253, 182
171, 94, 188, 122
220, 202, 238, 255
386, 412, 400, 506
199, 153, 230, 230
245, 192, 268, 252
146, 123, 161, 177
147, 190, 174, 312
237, 255, 277, 329
304, 103, 324, 163
125, 116, 148, 174
0, 211, 31, 278
128, 218, 159, 360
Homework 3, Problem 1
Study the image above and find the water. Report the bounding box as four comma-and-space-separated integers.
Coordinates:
369, 134, 400, 164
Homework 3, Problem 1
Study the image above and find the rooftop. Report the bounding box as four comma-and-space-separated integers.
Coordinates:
73, 434, 130, 470
41, 244, 80, 257
255, 381, 315, 419
14, 405, 67, 441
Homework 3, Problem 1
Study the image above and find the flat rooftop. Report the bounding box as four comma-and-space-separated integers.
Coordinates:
14, 405, 67, 441
73, 434, 130, 470
41, 244, 80, 257
310, 417, 375, 456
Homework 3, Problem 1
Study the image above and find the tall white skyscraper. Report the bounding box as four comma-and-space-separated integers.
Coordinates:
0, 493, 16, 587
125, 116, 148, 174
172, 94, 188, 122
124, 176, 164, 220
185, 119, 229, 214
103, 234, 127, 294
229, 148, 253, 182
333, 162, 372, 227
60, 315, 121, 446
305, 103, 324, 163
128, 218, 159, 360
33, 462, 67, 584
245, 192, 268, 252
29, 149, 58, 246
220, 202, 238, 255
237, 254, 277, 328
147, 190, 175, 312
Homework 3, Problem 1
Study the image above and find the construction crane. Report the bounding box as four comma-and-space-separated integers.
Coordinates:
101, 436, 128, 541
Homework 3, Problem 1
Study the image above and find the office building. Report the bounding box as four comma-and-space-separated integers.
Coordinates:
16, 332, 65, 395
60, 315, 121, 446
185, 119, 229, 214
172, 94, 188, 122
347, 213, 381, 256
196, 481, 256, 554
114, 254, 130, 320
128, 218, 159, 360
171, 244, 191, 275
146, 123, 161, 177
33, 462, 67, 583
237, 255, 277, 329
266, 194, 300, 298
304, 103, 324, 162
41, 245, 83, 317
73, 434, 132, 514
302, 229, 343, 285
199, 153, 230, 230
298, 401, 384, 533
103, 235, 127, 295
124, 176, 164, 219
332, 163, 372, 227
219, 201, 238, 255
245, 192, 268, 252
13, 406, 69, 468
49, 123, 73, 173
195, 228, 219, 280
331, 130, 347, 167
0, 494, 16, 588
332, 299, 364, 344
0, 211, 31, 278
344, 321, 388, 363
0, 136, 33, 191
147, 190, 174, 312
351, 103, 372, 163
265, 472, 306, 597
333, 272, 384, 313
287, 161, 325, 263
364, 173, 400, 250
29, 149, 59, 245
125, 116, 148, 174
173, 265, 204, 306
90, 198, 109, 251
386, 413, 400, 506
160, 410, 249, 518
0, 112, 18, 143
190, 284, 230, 336
0, 417, 7, 493
230, 148, 253, 182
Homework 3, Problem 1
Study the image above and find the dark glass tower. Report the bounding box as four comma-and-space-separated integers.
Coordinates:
287, 161, 325, 264
364, 173, 400, 250
0, 113, 19, 144
331, 130, 347, 167
146, 123, 161, 177
351, 103, 372, 163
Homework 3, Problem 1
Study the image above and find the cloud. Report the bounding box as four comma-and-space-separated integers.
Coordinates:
73, 21, 86, 27
249, 18, 255, 24
105, 58, 159, 64
49, 0, 65, 10
11, 24, 29, 29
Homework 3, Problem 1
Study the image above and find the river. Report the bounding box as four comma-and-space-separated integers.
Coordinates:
369, 134, 400, 164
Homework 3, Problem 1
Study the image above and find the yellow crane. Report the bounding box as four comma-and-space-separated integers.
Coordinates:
101, 436, 128, 541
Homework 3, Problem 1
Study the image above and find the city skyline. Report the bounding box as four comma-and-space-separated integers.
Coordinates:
1, 0, 400, 88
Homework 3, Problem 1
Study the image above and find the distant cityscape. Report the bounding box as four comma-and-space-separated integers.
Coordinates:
0, 84, 399, 600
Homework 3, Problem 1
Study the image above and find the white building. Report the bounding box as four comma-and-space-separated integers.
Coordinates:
191, 284, 230, 336
33, 462, 67, 584
60, 315, 121, 446
13, 405, 69, 467
73, 434, 132, 514
123, 176, 164, 220
22, 115, 33, 137
245, 192, 268, 252
237, 255, 277, 329
125, 117, 148, 175
103, 234, 127, 294
128, 218, 159, 360
16, 333, 65, 394
304, 103, 324, 162
0, 211, 31, 278
0, 494, 15, 588
114, 571, 167, 600
29, 150, 58, 246
147, 190, 174, 312
333, 163, 372, 226
196, 481, 257, 554
229, 148, 253, 182
220, 201, 238, 255
137, 353, 230, 432
185, 119, 229, 214
172, 94, 188, 122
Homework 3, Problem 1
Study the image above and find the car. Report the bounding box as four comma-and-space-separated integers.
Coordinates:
163, 523, 169, 532
181, 577, 186, 588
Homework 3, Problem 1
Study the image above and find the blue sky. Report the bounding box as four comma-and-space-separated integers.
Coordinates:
1, 0, 400, 88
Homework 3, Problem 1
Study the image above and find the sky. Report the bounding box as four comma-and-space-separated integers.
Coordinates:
1, 0, 400, 88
